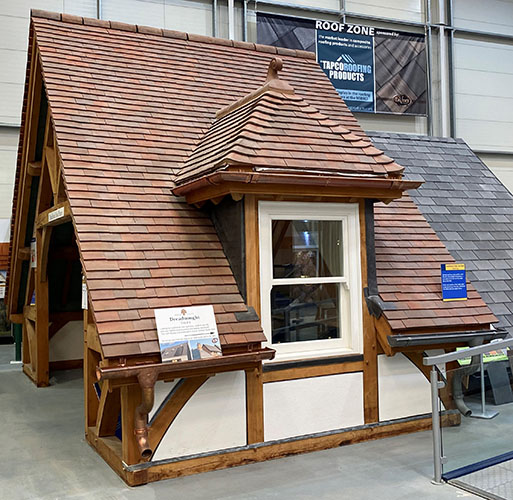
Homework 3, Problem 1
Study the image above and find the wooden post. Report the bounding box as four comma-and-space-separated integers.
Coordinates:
244, 195, 261, 317
34, 227, 49, 387
360, 202, 379, 423
84, 307, 100, 433
121, 384, 141, 465
245, 364, 264, 444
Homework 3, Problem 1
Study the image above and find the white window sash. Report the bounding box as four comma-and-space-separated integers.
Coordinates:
258, 201, 363, 362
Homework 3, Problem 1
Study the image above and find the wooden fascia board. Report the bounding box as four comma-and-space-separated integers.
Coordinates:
8, 43, 42, 316
184, 182, 404, 206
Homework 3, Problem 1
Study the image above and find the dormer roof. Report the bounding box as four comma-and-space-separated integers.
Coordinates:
174, 58, 411, 198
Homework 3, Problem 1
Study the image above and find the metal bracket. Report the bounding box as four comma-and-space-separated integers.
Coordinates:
437, 381, 445, 389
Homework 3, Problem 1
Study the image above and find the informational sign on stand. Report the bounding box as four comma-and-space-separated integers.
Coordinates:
30, 237, 36, 268
81, 275, 88, 310
441, 263, 467, 301
0, 271, 5, 299
154, 305, 222, 363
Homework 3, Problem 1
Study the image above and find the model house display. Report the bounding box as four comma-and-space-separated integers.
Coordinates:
5, 10, 502, 485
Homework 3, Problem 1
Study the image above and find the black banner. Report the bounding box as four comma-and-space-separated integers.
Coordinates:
257, 14, 427, 116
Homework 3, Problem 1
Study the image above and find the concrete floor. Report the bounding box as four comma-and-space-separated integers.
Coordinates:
0, 346, 478, 500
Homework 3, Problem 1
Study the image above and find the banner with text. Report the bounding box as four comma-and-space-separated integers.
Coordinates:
257, 14, 427, 115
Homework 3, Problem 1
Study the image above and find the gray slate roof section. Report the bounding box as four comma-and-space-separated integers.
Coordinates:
369, 131, 513, 330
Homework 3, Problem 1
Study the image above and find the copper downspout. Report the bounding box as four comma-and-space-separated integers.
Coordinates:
134, 370, 158, 460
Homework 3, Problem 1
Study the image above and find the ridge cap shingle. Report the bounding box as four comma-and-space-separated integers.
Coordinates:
30, 9, 317, 60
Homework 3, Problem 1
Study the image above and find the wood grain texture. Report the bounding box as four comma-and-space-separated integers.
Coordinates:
121, 384, 141, 465
244, 194, 261, 319
120, 412, 460, 486
360, 201, 379, 423
97, 381, 121, 437
263, 360, 364, 383
246, 365, 264, 443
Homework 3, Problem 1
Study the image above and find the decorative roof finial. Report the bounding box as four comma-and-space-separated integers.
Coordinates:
265, 57, 284, 83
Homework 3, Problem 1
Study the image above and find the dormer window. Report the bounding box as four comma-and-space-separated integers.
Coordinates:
259, 201, 363, 362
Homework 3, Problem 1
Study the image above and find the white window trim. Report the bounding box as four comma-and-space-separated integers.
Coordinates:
258, 201, 363, 363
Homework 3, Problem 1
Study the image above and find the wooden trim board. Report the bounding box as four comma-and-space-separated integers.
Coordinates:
87, 412, 459, 486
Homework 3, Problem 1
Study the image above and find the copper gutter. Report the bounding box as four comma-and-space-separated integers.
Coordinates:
97, 349, 275, 461
173, 170, 423, 197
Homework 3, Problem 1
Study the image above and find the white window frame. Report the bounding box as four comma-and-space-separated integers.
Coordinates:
258, 201, 363, 362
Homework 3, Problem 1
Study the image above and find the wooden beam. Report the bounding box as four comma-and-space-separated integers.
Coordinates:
246, 365, 264, 444
84, 346, 101, 430
39, 226, 52, 282
147, 376, 209, 451
35, 200, 71, 229
97, 381, 121, 437
116, 412, 461, 486
360, 201, 379, 424
24, 304, 36, 322
8, 49, 42, 316
87, 323, 103, 354
244, 194, 261, 318
24, 316, 36, 372
33, 226, 50, 387
262, 360, 364, 383
17, 247, 30, 261
27, 161, 41, 177
121, 384, 141, 466
85, 428, 126, 483
185, 182, 405, 206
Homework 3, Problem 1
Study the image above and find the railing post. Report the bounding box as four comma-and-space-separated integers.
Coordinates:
431, 365, 443, 484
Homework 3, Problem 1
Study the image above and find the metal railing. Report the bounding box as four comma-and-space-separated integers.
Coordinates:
423, 337, 513, 484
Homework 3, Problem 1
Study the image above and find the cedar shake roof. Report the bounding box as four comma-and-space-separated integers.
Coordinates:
375, 195, 496, 332
175, 58, 403, 187
10, 12, 496, 359
371, 132, 512, 330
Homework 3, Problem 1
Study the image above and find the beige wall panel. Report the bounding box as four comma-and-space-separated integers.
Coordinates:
478, 153, 513, 196
0, 49, 28, 86
64, 0, 98, 17
0, 83, 24, 126
102, 0, 165, 27
0, 15, 31, 52
358, 112, 428, 134
1, 0, 63, 18
454, 37, 513, 152
279, 0, 339, 10
165, 0, 212, 35
346, 0, 423, 22
453, 0, 513, 37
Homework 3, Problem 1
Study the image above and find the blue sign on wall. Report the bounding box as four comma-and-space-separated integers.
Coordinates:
441, 263, 467, 301
316, 29, 375, 112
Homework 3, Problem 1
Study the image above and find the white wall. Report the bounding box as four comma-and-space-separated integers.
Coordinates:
49, 320, 84, 361
153, 371, 246, 460
346, 0, 424, 23
453, 36, 513, 153
453, 0, 513, 37
264, 373, 364, 441
0, 127, 17, 225
378, 353, 431, 421
478, 152, 513, 196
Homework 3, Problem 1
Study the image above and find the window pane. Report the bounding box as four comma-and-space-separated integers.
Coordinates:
272, 220, 343, 279
270, 283, 340, 343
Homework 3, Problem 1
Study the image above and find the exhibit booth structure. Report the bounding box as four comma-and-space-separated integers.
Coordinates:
5, 10, 506, 486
